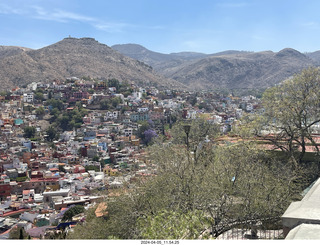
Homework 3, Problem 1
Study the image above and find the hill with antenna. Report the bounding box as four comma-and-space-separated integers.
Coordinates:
0, 37, 184, 90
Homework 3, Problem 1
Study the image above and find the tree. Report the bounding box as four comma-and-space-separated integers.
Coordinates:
190, 96, 197, 106
146, 119, 301, 237
9, 227, 28, 239
100, 160, 105, 169
100, 99, 110, 110
137, 210, 210, 239
46, 126, 58, 141
19, 227, 24, 239
58, 164, 66, 173
48, 90, 53, 99
143, 129, 158, 145
244, 68, 320, 169
35, 106, 45, 117
111, 96, 122, 108
34, 92, 44, 101
136, 121, 151, 141
23, 126, 36, 138
147, 139, 299, 238
65, 119, 302, 240
62, 205, 85, 221
59, 115, 71, 131
92, 155, 100, 162
66, 205, 112, 239
108, 78, 120, 90
46, 99, 64, 110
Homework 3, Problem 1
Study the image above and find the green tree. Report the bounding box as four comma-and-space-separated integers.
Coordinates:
147, 139, 300, 237
46, 126, 58, 141
19, 227, 24, 239
35, 106, 45, 116
66, 204, 113, 239
190, 96, 197, 106
62, 205, 85, 221
46, 99, 64, 110
136, 121, 150, 142
65, 119, 302, 240
92, 155, 100, 162
242, 68, 320, 168
58, 164, 66, 173
49, 108, 60, 123
3, 91, 12, 100
108, 78, 120, 90
100, 99, 110, 110
111, 96, 122, 108
23, 126, 36, 138
59, 115, 71, 131
9, 227, 28, 239
100, 160, 105, 169
88, 88, 95, 94
34, 92, 44, 101
137, 210, 209, 239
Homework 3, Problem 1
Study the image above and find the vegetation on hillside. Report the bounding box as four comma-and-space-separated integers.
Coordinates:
67, 118, 305, 239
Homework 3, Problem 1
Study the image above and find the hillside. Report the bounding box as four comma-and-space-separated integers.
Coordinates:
0, 38, 185, 90
111, 43, 208, 72
0, 39, 317, 91
0, 46, 32, 60
167, 48, 316, 90
306, 51, 320, 65
113, 44, 317, 90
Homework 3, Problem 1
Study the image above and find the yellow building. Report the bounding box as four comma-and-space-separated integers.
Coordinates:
103, 166, 119, 176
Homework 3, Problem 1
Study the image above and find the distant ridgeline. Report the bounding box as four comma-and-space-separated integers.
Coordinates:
0, 37, 184, 91
0, 37, 319, 91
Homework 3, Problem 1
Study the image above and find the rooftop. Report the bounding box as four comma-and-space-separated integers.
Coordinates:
282, 177, 320, 227
285, 224, 320, 240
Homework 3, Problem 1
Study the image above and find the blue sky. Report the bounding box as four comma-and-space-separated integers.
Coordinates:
1, 0, 320, 54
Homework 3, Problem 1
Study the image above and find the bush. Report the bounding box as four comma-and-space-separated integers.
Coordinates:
85, 165, 100, 172
15, 176, 28, 182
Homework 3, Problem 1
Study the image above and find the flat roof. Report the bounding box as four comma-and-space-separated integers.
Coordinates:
43, 189, 70, 195
282, 177, 320, 227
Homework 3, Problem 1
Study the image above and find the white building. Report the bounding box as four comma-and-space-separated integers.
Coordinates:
246, 103, 254, 112
104, 111, 119, 120
23, 93, 34, 103
137, 107, 149, 113
132, 91, 142, 99
236, 109, 243, 118
213, 115, 223, 124
123, 128, 133, 137
27, 82, 38, 91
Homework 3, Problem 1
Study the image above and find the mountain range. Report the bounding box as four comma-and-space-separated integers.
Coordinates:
0, 37, 185, 91
112, 44, 319, 90
0, 37, 319, 91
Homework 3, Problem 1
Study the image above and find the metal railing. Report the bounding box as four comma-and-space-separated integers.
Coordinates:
216, 219, 284, 240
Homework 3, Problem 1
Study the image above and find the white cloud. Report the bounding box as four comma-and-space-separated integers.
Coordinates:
31, 6, 96, 23
93, 22, 129, 33
300, 21, 320, 30
0, 3, 26, 14
0, 3, 129, 33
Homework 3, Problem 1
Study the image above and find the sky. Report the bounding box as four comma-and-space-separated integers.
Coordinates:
1, 0, 320, 54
